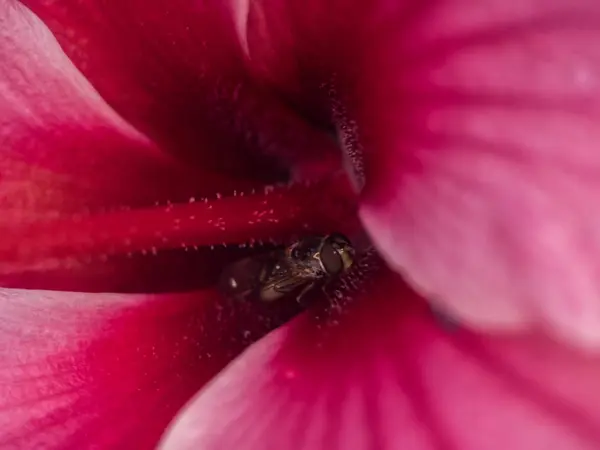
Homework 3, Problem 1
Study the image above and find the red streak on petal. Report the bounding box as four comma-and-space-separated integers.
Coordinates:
1, 174, 358, 273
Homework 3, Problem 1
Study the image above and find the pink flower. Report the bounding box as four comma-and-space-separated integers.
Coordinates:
2, 0, 600, 448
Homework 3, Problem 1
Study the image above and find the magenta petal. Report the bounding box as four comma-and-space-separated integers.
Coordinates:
352, 1, 600, 348
0, 286, 293, 449
160, 275, 600, 450
0, 1, 213, 216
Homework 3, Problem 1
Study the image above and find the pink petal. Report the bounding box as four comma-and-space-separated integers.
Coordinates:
0, 286, 296, 448
233, 0, 600, 347
0, 1, 217, 217
355, 0, 600, 348
19, 0, 341, 178
160, 266, 600, 450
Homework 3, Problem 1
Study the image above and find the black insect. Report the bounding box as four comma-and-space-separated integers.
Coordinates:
219, 233, 355, 303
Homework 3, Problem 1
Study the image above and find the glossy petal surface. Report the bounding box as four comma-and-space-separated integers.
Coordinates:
161, 264, 600, 450
0, 287, 298, 449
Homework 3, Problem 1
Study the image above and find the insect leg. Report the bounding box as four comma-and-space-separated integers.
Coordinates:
295, 282, 315, 304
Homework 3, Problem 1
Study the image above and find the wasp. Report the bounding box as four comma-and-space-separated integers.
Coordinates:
219, 233, 355, 303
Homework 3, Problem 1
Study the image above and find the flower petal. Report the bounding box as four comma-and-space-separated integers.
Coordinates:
0, 286, 298, 448
354, 0, 600, 348
231, 0, 600, 348
20, 0, 341, 178
0, 0, 220, 217
160, 268, 600, 450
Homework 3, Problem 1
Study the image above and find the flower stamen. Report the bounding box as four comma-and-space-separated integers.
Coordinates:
0, 174, 359, 275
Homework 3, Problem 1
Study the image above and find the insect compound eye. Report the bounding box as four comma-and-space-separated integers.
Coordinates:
319, 240, 344, 275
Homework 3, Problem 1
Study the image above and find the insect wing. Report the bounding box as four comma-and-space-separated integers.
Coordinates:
258, 268, 313, 302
